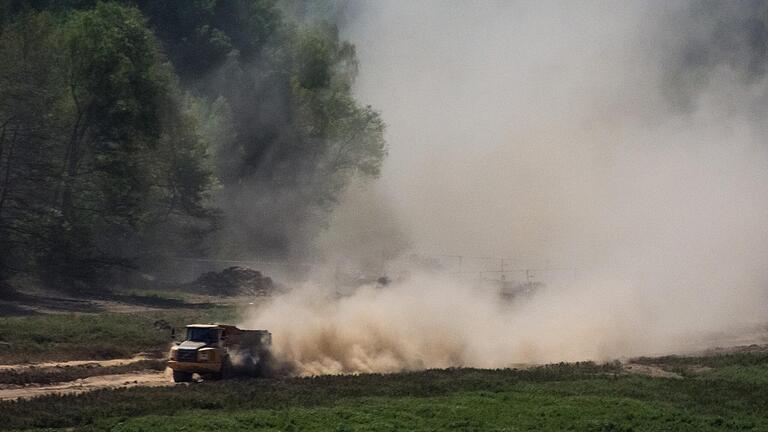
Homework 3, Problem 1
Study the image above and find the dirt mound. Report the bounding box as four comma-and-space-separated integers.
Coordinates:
185, 267, 275, 296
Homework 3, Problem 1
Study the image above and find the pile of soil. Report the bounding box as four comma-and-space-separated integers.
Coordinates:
185, 267, 275, 296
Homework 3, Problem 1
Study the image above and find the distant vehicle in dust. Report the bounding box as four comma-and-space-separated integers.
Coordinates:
168, 324, 272, 382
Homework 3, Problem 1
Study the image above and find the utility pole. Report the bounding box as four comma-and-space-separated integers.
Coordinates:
525, 269, 534, 292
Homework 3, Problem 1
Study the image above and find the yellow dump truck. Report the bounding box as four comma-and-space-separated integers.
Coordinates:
168, 324, 272, 382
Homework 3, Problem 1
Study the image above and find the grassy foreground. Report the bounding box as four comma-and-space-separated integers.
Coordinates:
3, 352, 768, 431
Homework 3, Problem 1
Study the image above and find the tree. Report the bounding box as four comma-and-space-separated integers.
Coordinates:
0, 4, 215, 291
133, 0, 280, 82
43, 2, 215, 289
0, 0, 387, 290
0, 11, 66, 294
209, 22, 387, 258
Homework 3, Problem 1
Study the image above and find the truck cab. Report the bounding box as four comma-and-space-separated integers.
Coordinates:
168, 324, 271, 382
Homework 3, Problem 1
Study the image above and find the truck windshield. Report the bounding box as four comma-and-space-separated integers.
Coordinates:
186, 328, 218, 344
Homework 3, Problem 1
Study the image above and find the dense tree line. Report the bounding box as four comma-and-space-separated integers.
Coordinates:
0, 0, 386, 293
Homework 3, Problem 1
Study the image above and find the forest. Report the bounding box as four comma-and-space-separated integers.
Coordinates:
0, 0, 386, 293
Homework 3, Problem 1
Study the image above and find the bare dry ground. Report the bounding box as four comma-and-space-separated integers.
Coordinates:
0, 369, 173, 401
0, 354, 154, 372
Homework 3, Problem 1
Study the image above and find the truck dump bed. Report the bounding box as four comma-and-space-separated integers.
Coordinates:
218, 324, 272, 350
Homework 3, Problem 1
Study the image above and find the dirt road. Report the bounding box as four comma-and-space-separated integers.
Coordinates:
0, 357, 174, 401
0, 354, 155, 372
0, 370, 173, 400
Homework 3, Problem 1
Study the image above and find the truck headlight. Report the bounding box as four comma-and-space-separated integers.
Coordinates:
170, 348, 178, 360
198, 351, 209, 361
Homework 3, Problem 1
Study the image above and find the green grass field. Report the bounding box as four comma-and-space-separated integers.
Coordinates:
3, 353, 767, 431
0, 306, 236, 363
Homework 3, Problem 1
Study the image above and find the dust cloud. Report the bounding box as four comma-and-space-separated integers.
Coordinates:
242, 1, 768, 375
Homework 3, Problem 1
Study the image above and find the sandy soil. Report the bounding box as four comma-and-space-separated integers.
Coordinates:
0, 355, 176, 401
0, 369, 174, 401
0, 354, 154, 372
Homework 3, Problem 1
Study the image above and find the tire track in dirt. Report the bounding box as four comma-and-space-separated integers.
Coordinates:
0, 354, 155, 372
0, 369, 174, 400
0, 356, 175, 401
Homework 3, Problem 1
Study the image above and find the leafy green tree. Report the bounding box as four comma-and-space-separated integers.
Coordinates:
0, 0, 387, 290
0, 11, 66, 294
36, 2, 169, 288
133, 0, 280, 81
44, 2, 215, 289
0, 4, 215, 291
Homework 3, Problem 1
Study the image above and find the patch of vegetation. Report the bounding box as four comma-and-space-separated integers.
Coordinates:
0, 360, 165, 386
700, 364, 768, 386
2, 355, 767, 431
0, 307, 235, 364
121, 290, 194, 302
102, 391, 761, 432
631, 349, 768, 377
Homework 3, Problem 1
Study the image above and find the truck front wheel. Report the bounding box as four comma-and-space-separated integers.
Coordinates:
172, 370, 193, 382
